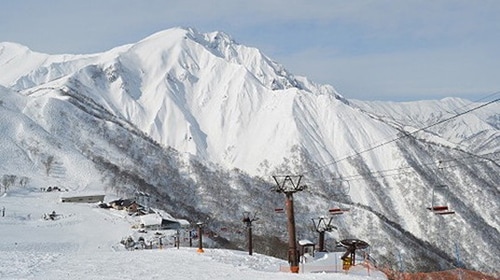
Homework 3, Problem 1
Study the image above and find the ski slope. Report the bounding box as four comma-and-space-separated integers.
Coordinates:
1, 27, 497, 274
0, 187, 386, 279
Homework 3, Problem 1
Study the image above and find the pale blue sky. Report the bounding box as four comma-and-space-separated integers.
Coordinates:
1, 0, 499, 101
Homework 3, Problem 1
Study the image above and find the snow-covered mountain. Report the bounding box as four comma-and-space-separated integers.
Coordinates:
0, 27, 498, 274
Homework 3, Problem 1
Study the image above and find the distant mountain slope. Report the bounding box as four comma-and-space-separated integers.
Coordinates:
352, 98, 500, 154
0, 27, 498, 274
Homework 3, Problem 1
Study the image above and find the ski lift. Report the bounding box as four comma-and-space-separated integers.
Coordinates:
274, 208, 285, 214
427, 184, 455, 215
327, 179, 351, 215
328, 207, 350, 215
331, 179, 350, 196
328, 199, 350, 215
339, 239, 370, 268
312, 216, 336, 232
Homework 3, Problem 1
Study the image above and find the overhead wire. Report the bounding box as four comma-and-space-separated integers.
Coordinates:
467, 90, 500, 103
325, 151, 500, 183
307, 94, 500, 178
440, 90, 500, 115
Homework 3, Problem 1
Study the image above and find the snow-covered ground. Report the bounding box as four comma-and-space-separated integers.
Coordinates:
1, 27, 498, 273
0, 187, 387, 279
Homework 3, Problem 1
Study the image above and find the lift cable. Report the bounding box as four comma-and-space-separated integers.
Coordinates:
440, 90, 500, 115
307, 96, 500, 176
324, 151, 499, 183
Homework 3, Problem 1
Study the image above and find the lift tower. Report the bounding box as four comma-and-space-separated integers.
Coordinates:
272, 175, 307, 273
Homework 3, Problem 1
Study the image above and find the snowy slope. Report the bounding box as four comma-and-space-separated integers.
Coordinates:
352, 98, 500, 154
0, 186, 386, 279
1, 27, 349, 175
0, 27, 498, 274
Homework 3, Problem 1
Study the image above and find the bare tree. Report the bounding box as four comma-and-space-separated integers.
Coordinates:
43, 155, 55, 176
1, 175, 16, 192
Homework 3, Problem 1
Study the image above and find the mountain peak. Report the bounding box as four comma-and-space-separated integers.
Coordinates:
204, 30, 236, 47
0, 26, 499, 274
0, 41, 43, 65
0, 41, 32, 53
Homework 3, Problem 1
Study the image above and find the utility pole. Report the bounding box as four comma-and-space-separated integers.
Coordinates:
176, 229, 180, 249
242, 211, 258, 255
196, 222, 204, 253
272, 175, 307, 274
312, 216, 336, 252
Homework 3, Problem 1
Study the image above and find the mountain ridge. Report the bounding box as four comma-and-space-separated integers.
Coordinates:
0, 27, 498, 273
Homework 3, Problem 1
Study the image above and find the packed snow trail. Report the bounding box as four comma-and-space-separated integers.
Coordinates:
0, 189, 386, 279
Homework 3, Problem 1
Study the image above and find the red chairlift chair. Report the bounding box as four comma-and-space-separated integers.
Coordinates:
328, 207, 350, 215
274, 208, 285, 214
428, 185, 455, 215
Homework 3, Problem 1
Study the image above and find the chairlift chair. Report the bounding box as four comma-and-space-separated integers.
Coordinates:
274, 208, 285, 214
427, 185, 455, 215
331, 179, 351, 196
329, 207, 350, 215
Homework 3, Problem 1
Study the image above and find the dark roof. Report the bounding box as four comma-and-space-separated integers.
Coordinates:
110, 198, 137, 207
